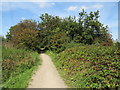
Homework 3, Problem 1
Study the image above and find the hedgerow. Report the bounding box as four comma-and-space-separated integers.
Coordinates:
53, 45, 120, 88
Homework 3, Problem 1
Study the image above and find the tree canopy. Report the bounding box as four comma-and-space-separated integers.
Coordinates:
6, 10, 113, 53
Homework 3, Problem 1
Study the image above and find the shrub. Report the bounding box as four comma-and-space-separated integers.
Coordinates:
2, 46, 40, 88
53, 45, 120, 88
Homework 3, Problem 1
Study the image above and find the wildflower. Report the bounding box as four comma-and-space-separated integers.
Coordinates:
64, 69, 66, 71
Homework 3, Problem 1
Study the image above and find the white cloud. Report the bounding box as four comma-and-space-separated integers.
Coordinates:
0, 2, 55, 12
92, 4, 103, 9
79, 6, 88, 11
67, 6, 78, 11
66, 5, 89, 12
66, 4, 104, 12
0, 2, 32, 11
36, 2, 55, 8
21, 17, 26, 20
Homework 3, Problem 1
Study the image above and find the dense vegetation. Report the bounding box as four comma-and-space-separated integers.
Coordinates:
47, 44, 120, 88
1, 44, 40, 88
6, 10, 112, 52
3, 9, 120, 88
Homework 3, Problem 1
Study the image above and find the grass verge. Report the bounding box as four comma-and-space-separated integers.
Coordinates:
45, 51, 69, 87
2, 46, 41, 88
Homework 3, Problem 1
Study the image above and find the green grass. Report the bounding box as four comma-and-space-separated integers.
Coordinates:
46, 45, 120, 88
2, 46, 41, 88
46, 51, 71, 86
46, 51, 69, 86
2, 66, 38, 88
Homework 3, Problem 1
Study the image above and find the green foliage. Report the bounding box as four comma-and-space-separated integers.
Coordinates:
6, 20, 40, 51
6, 10, 113, 53
63, 41, 85, 50
0, 35, 5, 42
2, 66, 36, 88
114, 41, 120, 50
2, 46, 40, 88
49, 32, 69, 53
3, 9, 118, 89
78, 10, 112, 44
47, 45, 120, 88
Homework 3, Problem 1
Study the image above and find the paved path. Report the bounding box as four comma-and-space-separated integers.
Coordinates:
28, 53, 67, 88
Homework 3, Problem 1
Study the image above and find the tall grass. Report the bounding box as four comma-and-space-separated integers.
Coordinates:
2, 46, 41, 88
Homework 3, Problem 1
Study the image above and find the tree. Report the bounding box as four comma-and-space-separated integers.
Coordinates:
6, 10, 113, 52
38, 13, 63, 50
77, 9, 112, 44
49, 31, 69, 53
6, 19, 39, 50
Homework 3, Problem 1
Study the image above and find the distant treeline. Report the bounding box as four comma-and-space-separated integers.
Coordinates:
6, 9, 113, 53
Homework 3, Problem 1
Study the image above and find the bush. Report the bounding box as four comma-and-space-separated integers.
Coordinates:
2, 46, 40, 88
114, 41, 120, 50
49, 32, 69, 53
52, 45, 120, 88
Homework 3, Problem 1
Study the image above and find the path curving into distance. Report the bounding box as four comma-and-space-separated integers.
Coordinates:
28, 53, 67, 88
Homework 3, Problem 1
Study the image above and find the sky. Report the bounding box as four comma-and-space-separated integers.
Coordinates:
0, 1, 119, 41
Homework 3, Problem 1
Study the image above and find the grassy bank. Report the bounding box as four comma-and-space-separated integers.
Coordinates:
46, 45, 120, 88
2, 46, 41, 88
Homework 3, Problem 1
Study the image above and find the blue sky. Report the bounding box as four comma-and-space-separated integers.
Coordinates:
0, 1, 118, 40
